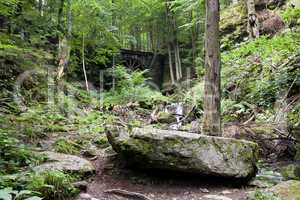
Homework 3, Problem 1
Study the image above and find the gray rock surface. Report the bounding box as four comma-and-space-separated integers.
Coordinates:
34, 151, 95, 175
107, 127, 258, 179
268, 180, 300, 200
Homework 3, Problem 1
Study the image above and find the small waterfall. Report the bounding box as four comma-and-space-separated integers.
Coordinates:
166, 103, 184, 130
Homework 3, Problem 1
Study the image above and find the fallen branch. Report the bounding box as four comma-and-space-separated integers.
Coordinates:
104, 189, 153, 200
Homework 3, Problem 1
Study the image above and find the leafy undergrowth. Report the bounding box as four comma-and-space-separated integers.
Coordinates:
221, 32, 300, 123
0, 170, 78, 200
0, 62, 169, 199
250, 190, 281, 200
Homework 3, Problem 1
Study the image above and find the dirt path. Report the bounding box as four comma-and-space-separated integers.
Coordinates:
75, 152, 253, 200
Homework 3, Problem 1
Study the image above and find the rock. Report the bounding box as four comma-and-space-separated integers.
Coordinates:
200, 188, 210, 193
82, 144, 99, 157
250, 168, 283, 188
34, 151, 95, 175
281, 164, 300, 180
203, 195, 232, 200
156, 112, 177, 123
181, 120, 200, 133
294, 144, 300, 161
79, 193, 92, 199
73, 181, 88, 191
107, 127, 258, 179
268, 180, 300, 200
220, 190, 232, 195
258, 10, 285, 36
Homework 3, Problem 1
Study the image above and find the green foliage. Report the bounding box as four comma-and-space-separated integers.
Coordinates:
282, 7, 300, 23
222, 32, 300, 108
26, 171, 78, 200
0, 130, 42, 174
103, 65, 169, 108
0, 187, 41, 200
250, 190, 281, 200
288, 102, 300, 127
54, 139, 80, 155
0, 0, 20, 17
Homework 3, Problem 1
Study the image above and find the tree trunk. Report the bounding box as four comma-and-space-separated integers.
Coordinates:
38, 0, 44, 16
56, 0, 72, 80
82, 34, 89, 91
171, 15, 182, 80
190, 10, 197, 78
247, 0, 259, 39
168, 44, 175, 85
165, 0, 176, 85
202, 0, 221, 136
112, 0, 116, 89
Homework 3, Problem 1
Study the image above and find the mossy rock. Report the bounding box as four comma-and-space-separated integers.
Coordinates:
281, 164, 300, 180
156, 112, 177, 124
107, 127, 258, 179
295, 145, 300, 161
269, 180, 300, 200
220, 2, 248, 49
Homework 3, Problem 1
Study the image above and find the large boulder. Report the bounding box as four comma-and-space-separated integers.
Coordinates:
107, 127, 258, 179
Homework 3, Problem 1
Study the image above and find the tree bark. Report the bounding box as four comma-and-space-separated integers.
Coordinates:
247, 0, 259, 39
38, 0, 44, 16
82, 34, 89, 91
190, 10, 197, 78
171, 15, 182, 80
168, 44, 175, 85
165, 0, 176, 85
56, 0, 72, 80
202, 0, 221, 136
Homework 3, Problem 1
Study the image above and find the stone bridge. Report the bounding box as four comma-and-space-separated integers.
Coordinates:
120, 49, 166, 89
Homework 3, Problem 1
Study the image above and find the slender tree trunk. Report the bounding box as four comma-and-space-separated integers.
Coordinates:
168, 44, 175, 85
190, 10, 197, 78
112, 0, 116, 89
175, 41, 182, 79
38, 0, 44, 16
202, 0, 221, 136
247, 0, 259, 39
165, 0, 176, 84
172, 15, 182, 80
57, 0, 72, 80
67, 0, 72, 39
57, 0, 64, 32
136, 26, 141, 51
82, 34, 89, 91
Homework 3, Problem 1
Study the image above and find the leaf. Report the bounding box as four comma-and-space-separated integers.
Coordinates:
18, 190, 33, 196
25, 197, 43, 200
0, 190, 12, 200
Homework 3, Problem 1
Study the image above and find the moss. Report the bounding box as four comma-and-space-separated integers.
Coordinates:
94, 135, 109, 148
281, 164, 300, 180
220, 2, 248, 49
295, 145, 300, 161
250, 190, 281, 200
156, 112, 176, 124
271, 180, 300, 200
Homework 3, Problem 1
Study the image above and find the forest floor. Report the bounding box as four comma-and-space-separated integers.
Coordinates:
75, 152, 252, 200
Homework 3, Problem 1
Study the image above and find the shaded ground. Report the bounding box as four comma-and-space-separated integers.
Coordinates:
76, 151, 254, 200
